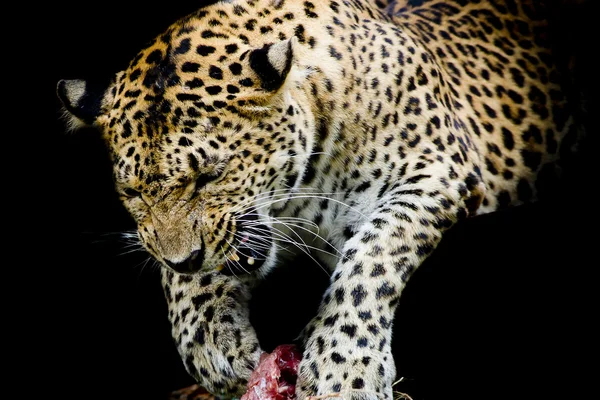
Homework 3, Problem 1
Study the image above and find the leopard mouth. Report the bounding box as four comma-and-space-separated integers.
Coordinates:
218, 236, 266, 276
217, 213, 270, 276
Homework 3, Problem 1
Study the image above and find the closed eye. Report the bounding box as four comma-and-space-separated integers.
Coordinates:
196, 173, 218, 189
194, 159, 228, 191
122, 188, 141, 198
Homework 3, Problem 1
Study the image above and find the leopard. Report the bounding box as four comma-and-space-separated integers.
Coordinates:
56, 0, 583, 398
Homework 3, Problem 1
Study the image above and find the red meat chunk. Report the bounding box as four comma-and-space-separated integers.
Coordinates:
241, 344, 302, 400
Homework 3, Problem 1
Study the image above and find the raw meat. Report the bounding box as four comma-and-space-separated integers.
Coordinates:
241, 344, 302, 400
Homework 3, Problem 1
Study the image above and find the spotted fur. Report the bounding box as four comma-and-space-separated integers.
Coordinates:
57, 0, 580, 398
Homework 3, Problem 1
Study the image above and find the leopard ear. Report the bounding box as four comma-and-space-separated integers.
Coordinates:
56, 79, 108, 129
248, 36, 296, 92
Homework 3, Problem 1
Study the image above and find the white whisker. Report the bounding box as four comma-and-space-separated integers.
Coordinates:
221, 248, 240, 278
231, 234, 274, 252
243, 225, 331, 276
117, 247, 147, 257
229, 188, 347, 214
248, 224, 339, 261
249, 194, 367, 219
225, 228, 272, 258
247, 220, 342, 258
237, 212, 341, 257
224, 238, 256, 274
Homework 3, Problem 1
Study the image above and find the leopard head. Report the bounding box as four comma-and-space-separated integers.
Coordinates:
57, 26, 314, 277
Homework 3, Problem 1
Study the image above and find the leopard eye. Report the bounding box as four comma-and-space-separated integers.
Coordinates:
195, 173, 218, 191
194, 160, 227, 191
123, 188, 141, 198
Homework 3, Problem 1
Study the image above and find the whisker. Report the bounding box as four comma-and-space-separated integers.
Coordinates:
221, 248, 240, 278
224, 238, 253, 274
248, 225, 340, 261
232, 256, 253, 275
117, 247, 147, 257
226, 228, 273, 258
245, 237, 292, 256
244, 225, 331, 276
249, 194, 367, 219
233, 230, 294, 258
132, 255, 159, 280
238, 213, 341, 257
229, 189, 347, 214
242, 214, 321, 231
120, 241, 143, 248
231, 234, 273, 252
246, 220, 311, 253
251, 220, 342, 258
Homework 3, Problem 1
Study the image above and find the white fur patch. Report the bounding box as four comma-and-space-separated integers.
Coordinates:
60, 107, 88, 132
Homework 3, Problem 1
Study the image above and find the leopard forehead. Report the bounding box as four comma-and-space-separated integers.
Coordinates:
97, 12, 306, 193
100, 0, 308, 138
102, 31, 257, 148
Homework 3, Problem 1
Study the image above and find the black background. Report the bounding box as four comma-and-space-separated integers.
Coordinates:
24, 1, 597, 399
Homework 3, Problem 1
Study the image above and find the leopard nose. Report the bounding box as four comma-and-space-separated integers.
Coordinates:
164, 249, 203, 274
